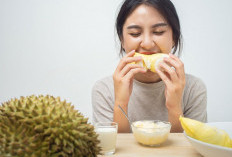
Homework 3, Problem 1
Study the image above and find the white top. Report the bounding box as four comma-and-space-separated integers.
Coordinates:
92, 74, 207, 127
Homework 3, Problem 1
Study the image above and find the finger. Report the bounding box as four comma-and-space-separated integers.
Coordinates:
163, 57, 180, 77
120, 64, 146, 77
167, 54, 185, 79
125, 49, 136, 57
169, 53, 185, 71
115, 49, 135, 72
116, 52, 142, 72
169, 53, 179, 61
116, 56, 143, 72
124, 67, 147, 81
159, 61, 178, 82
156, 69, 171, 85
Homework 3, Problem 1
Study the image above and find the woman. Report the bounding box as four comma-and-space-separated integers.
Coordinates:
92, 0, 207, 133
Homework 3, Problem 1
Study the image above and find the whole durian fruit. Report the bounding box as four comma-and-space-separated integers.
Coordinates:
0, 95, 101, 157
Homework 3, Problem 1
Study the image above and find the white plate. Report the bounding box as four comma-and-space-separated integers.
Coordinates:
184, 122, 232, 157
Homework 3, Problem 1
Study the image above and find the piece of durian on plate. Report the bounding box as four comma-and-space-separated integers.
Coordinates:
179, 116, 232, 148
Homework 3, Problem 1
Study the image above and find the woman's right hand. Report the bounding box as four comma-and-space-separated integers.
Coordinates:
113, 50, 146, 108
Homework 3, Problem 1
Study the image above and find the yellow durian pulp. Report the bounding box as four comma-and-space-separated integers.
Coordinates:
132, 53, 169, 73
179, 116, 232, 148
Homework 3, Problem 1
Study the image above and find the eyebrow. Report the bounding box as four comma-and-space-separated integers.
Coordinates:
127, 23, 168, 30
151, 23, 168, 28
127, 25, 141, 29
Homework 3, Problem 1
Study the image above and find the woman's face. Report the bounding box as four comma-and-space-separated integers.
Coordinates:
122, 4, 174, 82
122, 4, 174, 55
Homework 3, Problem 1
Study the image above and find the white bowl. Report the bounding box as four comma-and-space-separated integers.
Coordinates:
184, 122, 232, 157
131, 120, 171, 146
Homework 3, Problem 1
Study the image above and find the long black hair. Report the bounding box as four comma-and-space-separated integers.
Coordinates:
116, 0, 182, 56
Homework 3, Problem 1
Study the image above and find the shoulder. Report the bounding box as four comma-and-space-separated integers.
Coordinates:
183, 74, 207, 102
185, 74, 207, 91
183, 74, 207, 122
92, 75, 114, 93
93, 75, 113, 88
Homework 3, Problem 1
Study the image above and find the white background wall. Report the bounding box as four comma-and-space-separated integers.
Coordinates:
1, 0, 232, 123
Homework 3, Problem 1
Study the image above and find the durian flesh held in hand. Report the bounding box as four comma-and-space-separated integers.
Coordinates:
0, 95, 101, 157
179, 116, 232, 148
132, 52, 169, 73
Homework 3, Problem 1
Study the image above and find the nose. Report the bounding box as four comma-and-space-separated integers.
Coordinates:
140, 34, 155, 50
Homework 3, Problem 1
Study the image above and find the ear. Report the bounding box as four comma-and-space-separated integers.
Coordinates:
121, 43, 125, 50
120, 37, 124, 47
120, 37, 126, 52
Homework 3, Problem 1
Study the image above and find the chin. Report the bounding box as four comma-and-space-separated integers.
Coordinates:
136, 71, 161, 83
144, 70, 158, 76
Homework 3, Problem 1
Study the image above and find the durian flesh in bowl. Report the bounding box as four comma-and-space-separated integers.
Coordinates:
180, 116, 232, 157
131, 120, 171, 146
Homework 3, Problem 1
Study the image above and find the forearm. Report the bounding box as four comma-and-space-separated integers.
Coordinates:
168, 107, 183, 133
113, 103, 130, 133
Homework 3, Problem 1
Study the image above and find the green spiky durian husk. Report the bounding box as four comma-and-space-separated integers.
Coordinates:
0, 95, 101, 157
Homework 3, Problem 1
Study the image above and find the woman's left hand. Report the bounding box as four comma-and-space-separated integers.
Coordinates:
157, 53, 185, 132
157, 53, 186, 113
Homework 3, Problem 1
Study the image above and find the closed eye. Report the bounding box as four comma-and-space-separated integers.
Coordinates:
153, 31, 165, 35
129, 33, 141, 37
